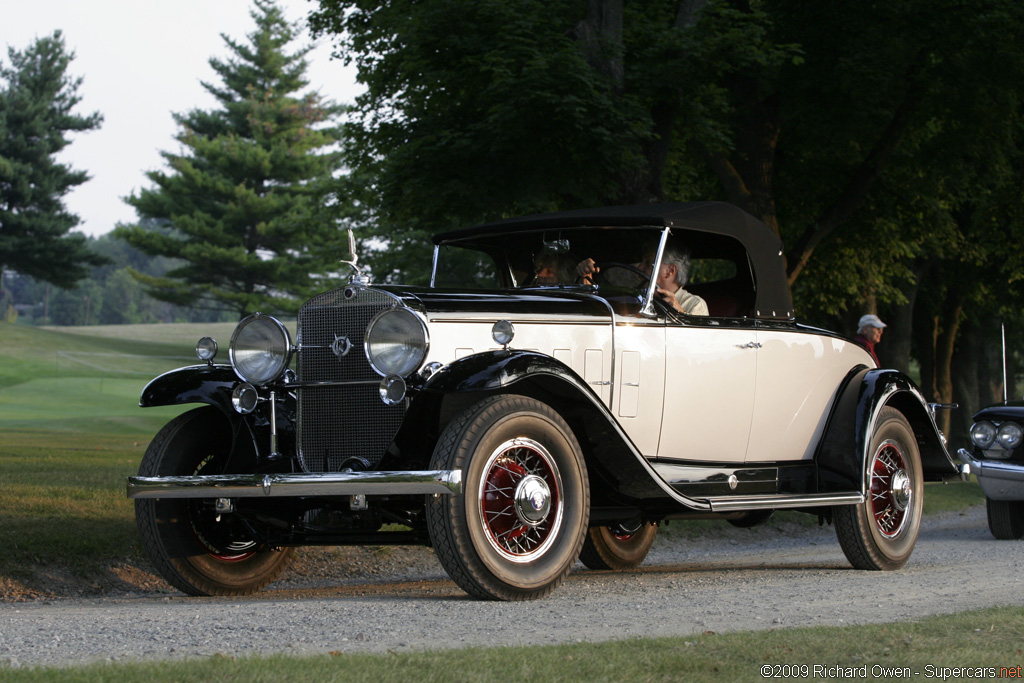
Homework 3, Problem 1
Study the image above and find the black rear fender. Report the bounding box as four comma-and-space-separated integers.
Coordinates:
817, 368, 959, 492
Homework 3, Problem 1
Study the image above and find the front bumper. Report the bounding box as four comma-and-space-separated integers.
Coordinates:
957, 448, 1024, 500
127, 470, 462, 499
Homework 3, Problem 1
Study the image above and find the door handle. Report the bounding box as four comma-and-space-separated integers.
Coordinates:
736, 341, 762, 349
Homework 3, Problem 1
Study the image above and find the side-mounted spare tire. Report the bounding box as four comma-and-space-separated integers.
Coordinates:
135, 407, 294, 596
426, 395, 590, 600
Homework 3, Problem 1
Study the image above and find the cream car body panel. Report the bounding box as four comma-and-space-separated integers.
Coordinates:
661, 322, 757, 463
747, 328, 876, 463
424, 311, 614, 405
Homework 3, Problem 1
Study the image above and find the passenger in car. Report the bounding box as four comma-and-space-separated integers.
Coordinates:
532, 250, 578, 285
575, 243, 709, 316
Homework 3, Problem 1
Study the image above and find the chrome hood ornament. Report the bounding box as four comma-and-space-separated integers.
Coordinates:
340, 228, 370, 286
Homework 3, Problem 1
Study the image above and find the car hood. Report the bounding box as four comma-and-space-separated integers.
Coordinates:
380, 286, 617, 320
974, 400, 1024, 422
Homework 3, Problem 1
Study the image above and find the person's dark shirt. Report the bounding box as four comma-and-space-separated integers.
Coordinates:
854, 333, 879, 365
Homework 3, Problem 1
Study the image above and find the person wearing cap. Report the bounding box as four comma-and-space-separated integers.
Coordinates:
855, 314, 887, 365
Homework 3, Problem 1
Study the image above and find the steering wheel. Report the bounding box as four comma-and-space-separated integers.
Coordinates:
591, 261, 651, 288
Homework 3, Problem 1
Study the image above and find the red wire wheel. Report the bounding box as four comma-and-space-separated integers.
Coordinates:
478, 438, 564, 562
868, 439, 913, 538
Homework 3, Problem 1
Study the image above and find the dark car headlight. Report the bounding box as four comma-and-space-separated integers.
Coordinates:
365, 307, 428, 377
229, 314, 292, 385
970, 421, 996, 449
997, 421, 1023, 450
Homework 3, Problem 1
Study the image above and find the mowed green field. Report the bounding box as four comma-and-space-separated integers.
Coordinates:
0, 321, 212, 579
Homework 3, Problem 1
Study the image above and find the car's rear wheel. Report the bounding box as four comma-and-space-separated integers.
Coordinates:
135, 407, 293, 596
985, 498, 1024, 539
426, 395, 589, 600
834, 407, 923, 570
579, 522, 657, 570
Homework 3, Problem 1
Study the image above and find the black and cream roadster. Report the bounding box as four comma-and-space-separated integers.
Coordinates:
127, 202, 963, 600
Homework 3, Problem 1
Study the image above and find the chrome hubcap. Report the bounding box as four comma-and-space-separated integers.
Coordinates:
890, 469, 911, 511
514, 474, 552, 526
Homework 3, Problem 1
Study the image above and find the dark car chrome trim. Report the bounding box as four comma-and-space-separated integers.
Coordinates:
127, 470, 463, 499
957, 448, 1024, 500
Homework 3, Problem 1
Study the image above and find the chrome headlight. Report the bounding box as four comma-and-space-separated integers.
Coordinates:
997, 422, 1023, 450
970, 420, 996, 449
229, 314, 291, 385
365, 307, 428, 377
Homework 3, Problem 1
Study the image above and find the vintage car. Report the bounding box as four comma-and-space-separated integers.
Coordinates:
127, 202, 963, 600
958, 402, 1024, 539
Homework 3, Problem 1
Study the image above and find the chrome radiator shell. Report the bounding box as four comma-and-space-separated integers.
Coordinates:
295, 287, 407, 472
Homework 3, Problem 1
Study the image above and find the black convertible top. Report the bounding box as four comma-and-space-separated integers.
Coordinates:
434, 202, 794, 320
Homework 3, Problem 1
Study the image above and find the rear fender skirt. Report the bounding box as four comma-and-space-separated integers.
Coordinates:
816, 367, 959, 492
419, 350, 713, 511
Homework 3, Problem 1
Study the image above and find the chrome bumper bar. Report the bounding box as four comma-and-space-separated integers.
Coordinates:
127, 470, 463, 499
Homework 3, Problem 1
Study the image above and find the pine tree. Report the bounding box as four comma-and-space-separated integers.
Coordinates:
0, 31, 104, 289
117, 0, 347, 317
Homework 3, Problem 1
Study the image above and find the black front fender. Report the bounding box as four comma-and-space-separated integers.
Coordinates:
414, 350, 712, 509
817, 367, 959, 492
140, 364, 238, 415
140, 364, 295, 469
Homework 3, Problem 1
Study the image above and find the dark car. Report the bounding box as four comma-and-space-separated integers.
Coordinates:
958, 402, 1024, 538
127, 202, 963, 600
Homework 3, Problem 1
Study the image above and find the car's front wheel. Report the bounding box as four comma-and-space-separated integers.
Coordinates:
578, 522, 657, 571
986, 498, 1024, 539
834, 407, 923, 570
426, 395, 589, 600
135, 407, 294, 596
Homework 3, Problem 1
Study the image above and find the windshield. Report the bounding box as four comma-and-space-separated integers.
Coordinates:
432, 226, 668, 290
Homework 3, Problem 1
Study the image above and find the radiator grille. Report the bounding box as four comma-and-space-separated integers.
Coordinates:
296, 287, 407, 472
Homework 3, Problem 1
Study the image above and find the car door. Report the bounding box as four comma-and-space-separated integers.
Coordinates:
658, 316, 758, 463
745, 323, 862, 463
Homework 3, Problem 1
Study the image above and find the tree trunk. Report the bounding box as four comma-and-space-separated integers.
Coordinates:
951, 323, 980, 446
878, 280, 917, 375
932, 296, 964, 437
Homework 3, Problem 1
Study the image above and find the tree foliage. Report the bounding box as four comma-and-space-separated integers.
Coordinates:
309, 0, 1024, 441
117, 0, 349, 317
0, 30, 104, 288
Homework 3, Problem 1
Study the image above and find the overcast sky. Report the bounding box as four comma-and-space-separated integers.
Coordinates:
4, 0, 362, 238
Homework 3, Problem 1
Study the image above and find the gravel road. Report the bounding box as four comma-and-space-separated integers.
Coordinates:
1, 505, 1021, 669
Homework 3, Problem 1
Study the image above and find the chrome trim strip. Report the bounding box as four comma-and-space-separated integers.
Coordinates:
705, 492, 864, 511
428, 317, 608, 325
286, 379, 380, 389
127, 470, 463, 499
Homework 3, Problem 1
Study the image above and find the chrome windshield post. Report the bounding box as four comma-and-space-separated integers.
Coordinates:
430, 244, 440, 288
640, 227, 671, 318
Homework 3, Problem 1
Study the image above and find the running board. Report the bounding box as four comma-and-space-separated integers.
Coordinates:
705, 492, 864, 512
127, 470, 462, 499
